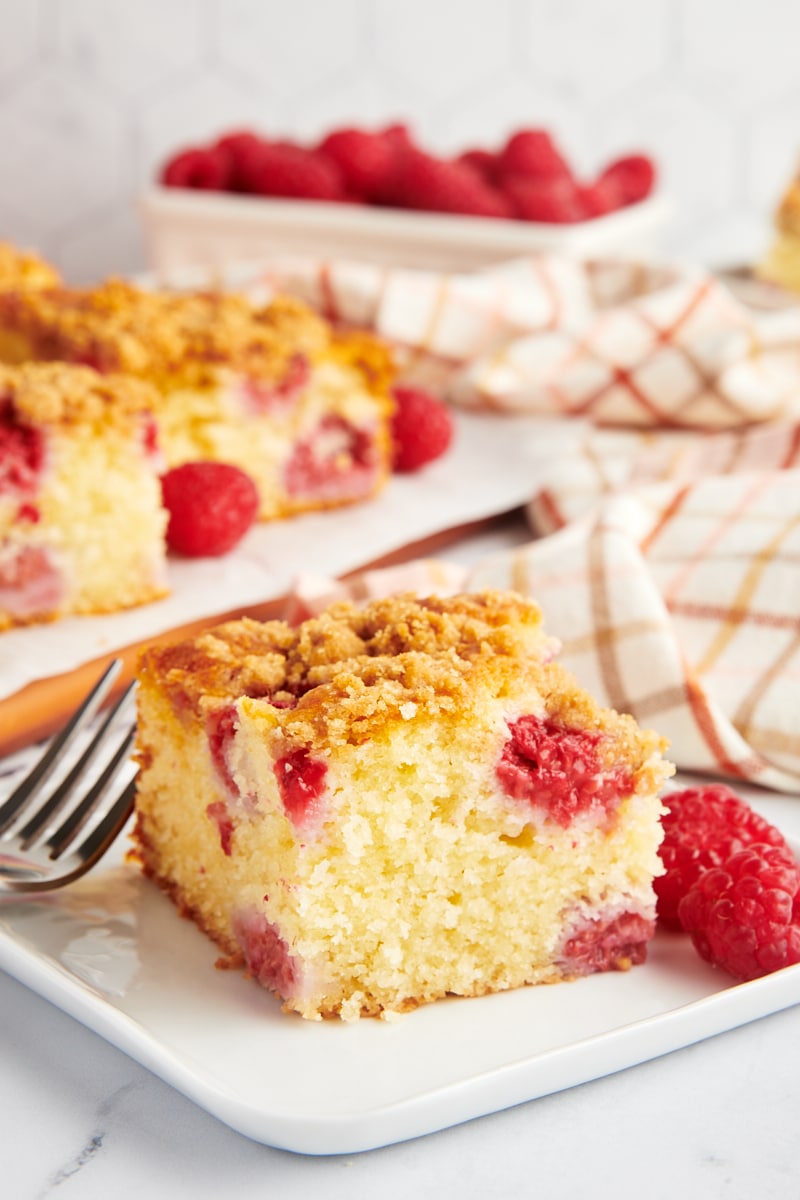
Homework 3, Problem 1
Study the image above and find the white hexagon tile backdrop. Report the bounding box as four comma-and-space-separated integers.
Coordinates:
0, 0, 798, 282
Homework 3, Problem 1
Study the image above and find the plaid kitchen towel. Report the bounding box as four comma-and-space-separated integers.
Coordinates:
287, 462, 800, 793
252, 253, 800, 428
250, 254, 800, 792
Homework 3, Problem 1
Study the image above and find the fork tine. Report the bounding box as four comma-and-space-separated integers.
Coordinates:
46, 724, 137, 859
0, 659, 122, 836
68, 775, 138, 872
1, 777, 138, 894
18, 683, 137, 849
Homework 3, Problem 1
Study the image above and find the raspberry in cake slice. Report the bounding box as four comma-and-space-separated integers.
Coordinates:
0, 279, 394, 520
0, 362, 168, 628
132, 591, 673, 1021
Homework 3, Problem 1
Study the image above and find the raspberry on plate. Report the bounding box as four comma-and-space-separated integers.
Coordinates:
161, 461, 260, 557
678, 844, 800, 981
390, 385, 454, 472
655, 783, 792, 927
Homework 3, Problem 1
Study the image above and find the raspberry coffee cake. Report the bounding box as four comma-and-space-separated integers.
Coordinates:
0, 362, 167, 628
0, 242, 60, 292
0, 279, 394, 520
132, 591, 672, 1021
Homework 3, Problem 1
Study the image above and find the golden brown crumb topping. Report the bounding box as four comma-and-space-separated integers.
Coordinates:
0, 277, 395, 392
139, 591, 547, 718
138, 590, 666, 771
0, 361, 159, 430
0, 242, 60, 290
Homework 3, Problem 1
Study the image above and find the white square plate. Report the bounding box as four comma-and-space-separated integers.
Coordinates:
0, 781, 798, 1156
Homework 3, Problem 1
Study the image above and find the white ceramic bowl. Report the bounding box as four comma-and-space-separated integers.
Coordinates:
140, 186, 672, 276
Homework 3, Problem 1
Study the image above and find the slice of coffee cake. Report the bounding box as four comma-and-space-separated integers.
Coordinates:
0, 279, 394, 520
0, 362, 167, 627
132, 591, 672, 1020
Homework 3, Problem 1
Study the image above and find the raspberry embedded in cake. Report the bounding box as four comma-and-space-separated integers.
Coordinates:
559, 909, 655, 974
231, 907, 303, 997
0, 543, 65, 620
274, 748, 328, 831
0, 399, 46, 497
496, 714, 635, 827
133, 591, 673, 1020
284, 414, 380, 503
236, 354, 311, 415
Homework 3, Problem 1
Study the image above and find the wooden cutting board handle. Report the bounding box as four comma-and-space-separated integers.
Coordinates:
0, 512, 516, 758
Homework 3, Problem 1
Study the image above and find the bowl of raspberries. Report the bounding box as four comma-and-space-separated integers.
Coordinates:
143, 122, 670, 275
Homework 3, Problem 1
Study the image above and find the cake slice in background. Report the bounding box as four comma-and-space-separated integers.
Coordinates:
0, 279, 395, 520
0, 362, 168, 628
758, 165, 800, 294
0, 241, 60, 293
132, 591, 673, 1021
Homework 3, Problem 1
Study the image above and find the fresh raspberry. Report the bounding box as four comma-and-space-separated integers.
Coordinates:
455, 148, 498, 183
393, 149, 511, 218
161, 146, 230, 191
390, 385, 454, 472
381, 121, 416, 153
213, 130, 267, 192
598, 153, 656, 205
317, 127, 400, 202
161, 461, 260, 557
252, 143, 346, 202
655, 784, 793, 927
678, 845, 800, 981
577, 175, 625, 218
496, 714, 633, 827
503, 175, 584, 223
497, 129, 571, 182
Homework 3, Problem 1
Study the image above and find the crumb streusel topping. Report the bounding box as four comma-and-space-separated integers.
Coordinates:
0, 278, 395, 391
0, 361, 159, 430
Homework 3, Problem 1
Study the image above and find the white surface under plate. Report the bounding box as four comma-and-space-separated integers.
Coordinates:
0, 784, 798, 1157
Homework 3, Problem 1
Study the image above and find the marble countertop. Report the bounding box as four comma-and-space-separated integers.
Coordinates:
3, 513, 800, 1199
3, 965, 799, 1200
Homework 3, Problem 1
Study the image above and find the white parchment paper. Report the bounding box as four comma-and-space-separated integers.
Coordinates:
0, 411, 580, 702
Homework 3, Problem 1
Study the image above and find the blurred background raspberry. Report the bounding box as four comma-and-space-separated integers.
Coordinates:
0, 0, 797, 282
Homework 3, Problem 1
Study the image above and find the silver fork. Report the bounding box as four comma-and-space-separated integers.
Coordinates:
0, 660, 138, 894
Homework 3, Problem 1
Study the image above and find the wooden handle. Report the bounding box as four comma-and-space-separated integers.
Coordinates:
0, 512, 515, 758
